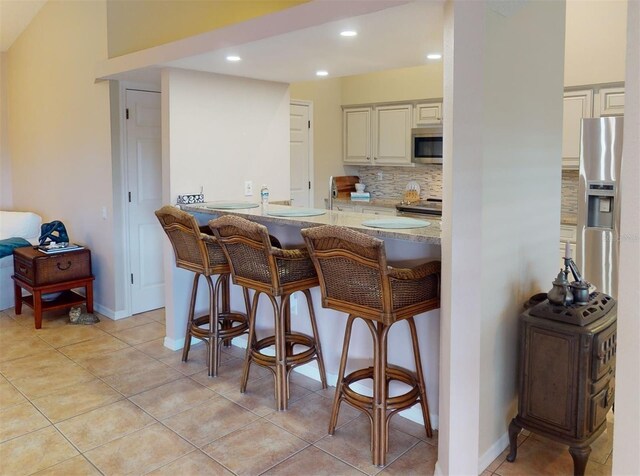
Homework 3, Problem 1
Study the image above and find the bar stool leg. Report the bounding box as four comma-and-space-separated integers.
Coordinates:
241, 291, 262, 393
207, 275, 220, 377
329, 314, 357, 434
302, 289, 328, 389
407, 317, 432, 437
182, 273, 201, 362
367, 320, 390, 467
273, 294, 288, 411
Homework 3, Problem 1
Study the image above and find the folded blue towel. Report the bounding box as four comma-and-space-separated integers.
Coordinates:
0, 237, 31, 259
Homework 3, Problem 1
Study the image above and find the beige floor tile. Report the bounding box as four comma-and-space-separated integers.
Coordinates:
0, 336, 53, 363
56, 400, 155, 452
0, 401, 50, 442
224, 375, 313, 417
84, 423, 195, 475
58, 334, 129, 360
75, 346, 158, 378
485, 433, 529, 473
493, 436, 576, 476
102, 361, 183, 396
0, 313, 20, 328
190, 357, 270, 396
0, 426, 78, 475
110, 321, 166, 345
266, 393, 360, 443
10, 364, 95, 399
147, 449, 233, 475
31, 379, 122, 423
0, 323, 38, 339
379, 441, 437, 475
134, 337, 179, 360
94, 314, 155, 333
201, 419, 308, 476
130, 377, 215, 420
35, 324, 109, 348
13, 309, 71, 329
590, 420, 614, 464
135, 308, 166, 323
32, 455, 101, 475
289, 369, 327, 391
160, 343, 211, 376
0, 350, 72, 380
389, 414, 437, 446
263, 445, 364, 476
221, 342, 249, 359
162, 395, 260, 447
0, 379, 27, 410
315, 416, 420, 475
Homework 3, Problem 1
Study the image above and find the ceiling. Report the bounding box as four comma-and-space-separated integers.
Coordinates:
163, 1, 444, 83
0, 0, 46, 52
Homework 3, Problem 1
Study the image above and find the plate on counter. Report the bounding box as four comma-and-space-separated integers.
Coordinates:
267, 208, 326, 217
362, 218, 431, 229
204, 201, 260, 210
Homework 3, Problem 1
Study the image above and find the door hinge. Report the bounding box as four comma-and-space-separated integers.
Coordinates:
308, 120, 310, 129
308, 181, 311, 190
130, 274, 134, 284
126, 108, 129, 120
128, 192, 132, 202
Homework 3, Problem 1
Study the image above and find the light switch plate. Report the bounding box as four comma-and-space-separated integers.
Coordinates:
244, 181, 253, 196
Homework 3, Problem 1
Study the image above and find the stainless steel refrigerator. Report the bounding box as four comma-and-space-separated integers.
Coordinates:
576, 116, 624, 298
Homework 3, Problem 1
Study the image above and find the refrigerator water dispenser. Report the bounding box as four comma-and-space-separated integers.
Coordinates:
586, 181, 615, 229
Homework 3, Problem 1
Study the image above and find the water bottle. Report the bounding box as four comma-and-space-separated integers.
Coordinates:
260, 184, 269, 209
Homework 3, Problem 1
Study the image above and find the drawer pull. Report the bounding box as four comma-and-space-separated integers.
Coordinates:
57, 261, 72, 271
18, 265, 27, 273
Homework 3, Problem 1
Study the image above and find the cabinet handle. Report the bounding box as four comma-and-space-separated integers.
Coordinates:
57, 261, 72, 271
18, 265, 27, 273
366, 157, 370, 161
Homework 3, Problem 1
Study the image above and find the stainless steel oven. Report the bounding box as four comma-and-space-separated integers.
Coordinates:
411, 126, 443, 165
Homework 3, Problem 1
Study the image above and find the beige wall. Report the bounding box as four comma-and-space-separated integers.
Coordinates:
6, 0, 117, 314
106, 0, 308, 58
565, 0, 627, 86
290, 78, 343, 207
341, 63, 444, 105
0, 53, 11, 209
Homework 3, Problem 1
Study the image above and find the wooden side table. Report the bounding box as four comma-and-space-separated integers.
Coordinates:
12, 246, 94, 329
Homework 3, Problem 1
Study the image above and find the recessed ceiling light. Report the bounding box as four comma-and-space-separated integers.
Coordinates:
226, 55, 241, 62
340, 30, 357, 37
316, 70, 329, 77
426, 53, 442, 60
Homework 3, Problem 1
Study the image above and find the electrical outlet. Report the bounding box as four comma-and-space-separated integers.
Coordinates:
244, 181, 253, 196
377, 172, 383, 180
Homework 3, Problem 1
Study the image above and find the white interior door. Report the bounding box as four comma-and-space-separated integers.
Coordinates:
290, 102, 312, 207
126, 89, 164, 314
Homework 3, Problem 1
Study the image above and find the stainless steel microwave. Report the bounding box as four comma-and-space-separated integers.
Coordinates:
411, 126, 443, 164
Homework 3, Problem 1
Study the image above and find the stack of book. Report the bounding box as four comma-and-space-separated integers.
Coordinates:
350, 192, 371, 201
37, 243, 84, 254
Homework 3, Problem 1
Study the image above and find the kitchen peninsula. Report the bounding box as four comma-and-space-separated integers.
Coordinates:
181, 203, 443, 426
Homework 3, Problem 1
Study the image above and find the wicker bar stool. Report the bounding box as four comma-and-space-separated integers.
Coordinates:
208, 215, 327, 411
301, 225, 441, 467
155, 206, 250, 377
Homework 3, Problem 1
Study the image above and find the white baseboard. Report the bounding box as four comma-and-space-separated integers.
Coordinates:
434, 461, 444, 476
478, 430, 509, 473
93, 303, 129, 320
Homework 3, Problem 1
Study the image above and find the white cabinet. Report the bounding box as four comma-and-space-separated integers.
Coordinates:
343, 107, 372, 164
414, 102, 442, 126
562, 90, 593, 169
343, 104, 412, 166
596, 87, 625, 116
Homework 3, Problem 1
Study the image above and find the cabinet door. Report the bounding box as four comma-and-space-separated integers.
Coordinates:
563, 90, 593, 169
373, 105, 412, 165
596, 87, 624, 117
414, 103, 442, 126
343, 107, 371, 164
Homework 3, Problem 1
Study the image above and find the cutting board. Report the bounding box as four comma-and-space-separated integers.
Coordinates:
333, 176, 360, 198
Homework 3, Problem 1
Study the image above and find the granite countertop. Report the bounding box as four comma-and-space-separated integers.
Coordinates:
183, 203, 441, 244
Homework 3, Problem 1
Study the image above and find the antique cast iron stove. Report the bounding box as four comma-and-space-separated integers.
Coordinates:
507, 291, 616, 476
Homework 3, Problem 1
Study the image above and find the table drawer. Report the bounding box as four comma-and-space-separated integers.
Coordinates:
14, 250, 91, 286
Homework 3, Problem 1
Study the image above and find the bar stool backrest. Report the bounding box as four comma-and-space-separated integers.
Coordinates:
302, 225, 440, 324
209, 215, 318, 296
155, 206, 227, 275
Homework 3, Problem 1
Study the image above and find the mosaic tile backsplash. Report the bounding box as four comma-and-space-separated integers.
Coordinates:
355, 165, 578, 223
355, 165, 443, 200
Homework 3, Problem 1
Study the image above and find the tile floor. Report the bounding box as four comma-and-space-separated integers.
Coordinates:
0, 307, 614, 475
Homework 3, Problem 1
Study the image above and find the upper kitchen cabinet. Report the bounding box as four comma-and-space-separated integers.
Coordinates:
343, 107, 372, 164
562, 89, 593, 169
595, 87, 625, 116
343, 104, 412, 166
414, 102, 442, 126
373, 104, 412, 165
